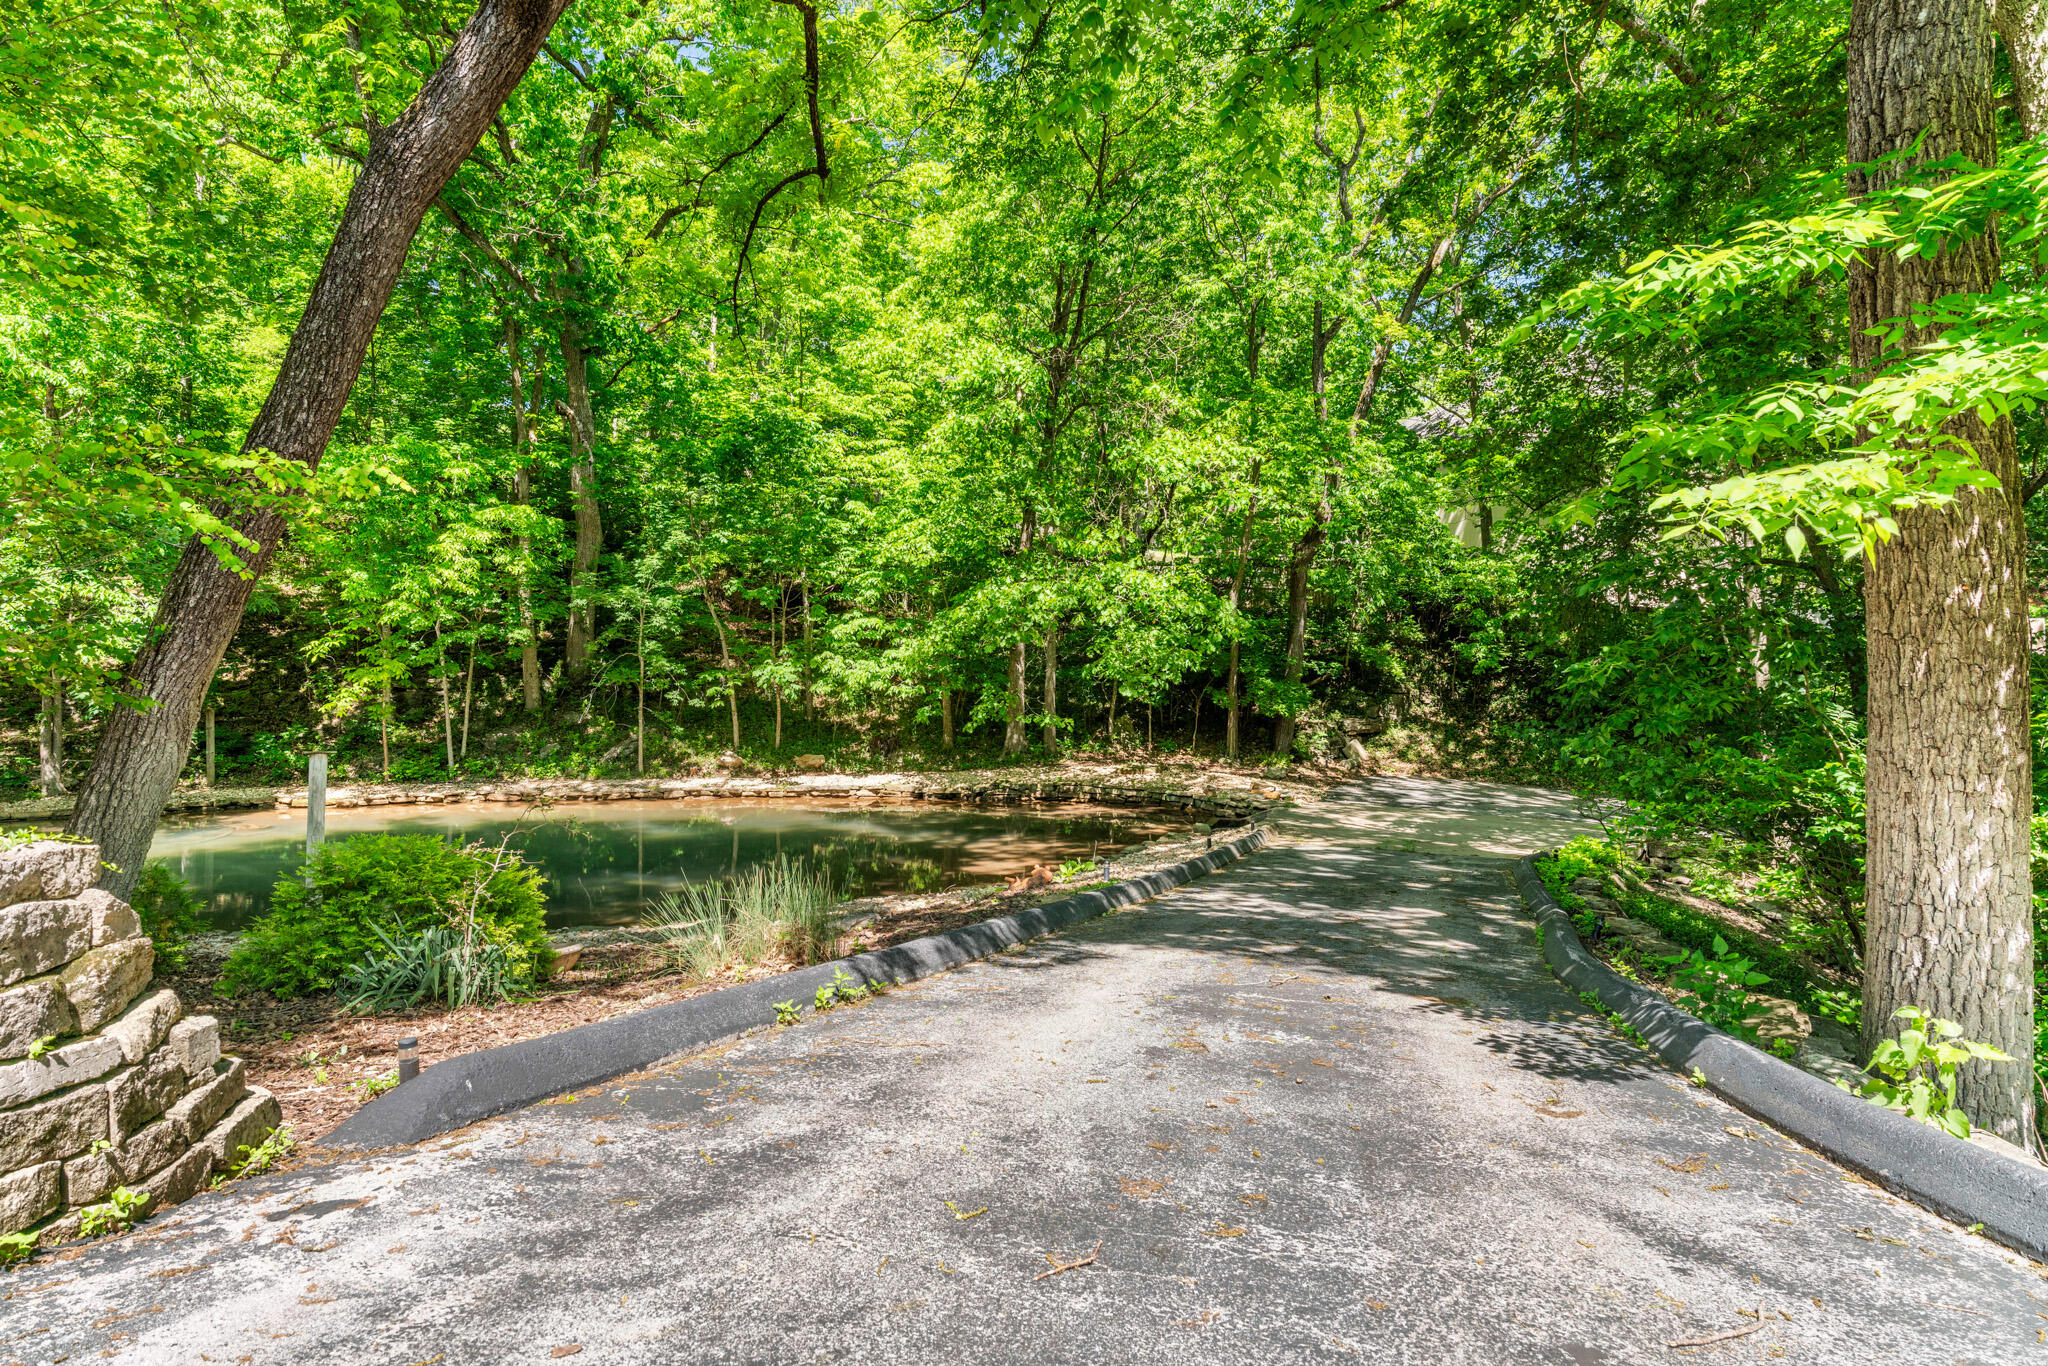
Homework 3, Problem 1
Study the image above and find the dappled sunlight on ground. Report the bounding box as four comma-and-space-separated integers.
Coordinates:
21, 779, 2044, 1363
1284, 775, 1613, 858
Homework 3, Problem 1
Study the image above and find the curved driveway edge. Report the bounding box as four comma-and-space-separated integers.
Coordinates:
1515, 854, 2048, 1262
321, 824, 1272, 1151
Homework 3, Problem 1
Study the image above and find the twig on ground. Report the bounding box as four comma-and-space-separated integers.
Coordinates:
1667, 1323, 1763, 1348
1913, 1300, 1991, 1317
1035, 1240, 1102, 1280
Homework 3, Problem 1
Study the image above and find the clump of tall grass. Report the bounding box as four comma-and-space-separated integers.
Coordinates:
647, 855, 843, 977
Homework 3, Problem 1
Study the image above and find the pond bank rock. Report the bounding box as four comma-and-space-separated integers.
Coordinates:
0, 841, 278, 1251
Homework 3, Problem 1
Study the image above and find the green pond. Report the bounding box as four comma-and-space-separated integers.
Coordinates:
141, 800, 1184, 932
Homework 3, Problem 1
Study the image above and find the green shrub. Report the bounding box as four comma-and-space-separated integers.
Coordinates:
219, 835, 552, 999
130, 862, 205, 973
1657, 936, 1772, 1041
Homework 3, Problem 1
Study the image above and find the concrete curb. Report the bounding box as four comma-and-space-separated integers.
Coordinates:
1515, 855, 2048, 1263
322, 823, 1273, 1150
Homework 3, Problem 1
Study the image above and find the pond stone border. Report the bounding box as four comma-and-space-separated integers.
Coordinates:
1516, 854, 2048, 1264
321, 821, 1273, 1151
270, 770, 1285, 822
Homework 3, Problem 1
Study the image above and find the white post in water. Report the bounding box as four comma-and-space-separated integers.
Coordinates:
306, 751, 328, 862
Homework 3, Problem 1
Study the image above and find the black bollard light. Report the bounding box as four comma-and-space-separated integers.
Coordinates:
397, 1036, 420, 1084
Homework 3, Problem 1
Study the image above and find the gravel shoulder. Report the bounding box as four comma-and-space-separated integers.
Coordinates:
9, 778, 2045, 1364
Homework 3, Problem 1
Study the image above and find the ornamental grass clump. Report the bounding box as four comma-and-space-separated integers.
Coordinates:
648, 855, 842, 976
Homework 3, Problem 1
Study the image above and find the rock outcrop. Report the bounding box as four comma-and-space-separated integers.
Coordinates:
0, 841, 279, 1248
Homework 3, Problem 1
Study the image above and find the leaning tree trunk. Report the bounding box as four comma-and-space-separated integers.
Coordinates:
65, 0, 573, 895
1854, 0, 2036, 1142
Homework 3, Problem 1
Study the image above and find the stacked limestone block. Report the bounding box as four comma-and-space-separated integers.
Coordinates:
0, 840, 279, 1246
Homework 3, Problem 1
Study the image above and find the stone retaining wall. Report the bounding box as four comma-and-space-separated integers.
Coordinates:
0, 841, 279, 1248
274, 770, 1287, 820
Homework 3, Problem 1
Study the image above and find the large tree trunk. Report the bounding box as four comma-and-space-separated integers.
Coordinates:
557, 317, 603, 674
65, 0, 572, 894
1854, 0, 2036, 1142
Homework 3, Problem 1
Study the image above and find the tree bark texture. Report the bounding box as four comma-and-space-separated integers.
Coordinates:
1852, 0, 2036, 1141
65, 0, 572, 894
1993, 0, 2048, 135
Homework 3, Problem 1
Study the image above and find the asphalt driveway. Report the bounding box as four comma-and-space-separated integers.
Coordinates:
6, 779, 2045, 1363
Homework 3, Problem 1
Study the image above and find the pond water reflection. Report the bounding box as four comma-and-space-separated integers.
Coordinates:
142, 799, 1184, 932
